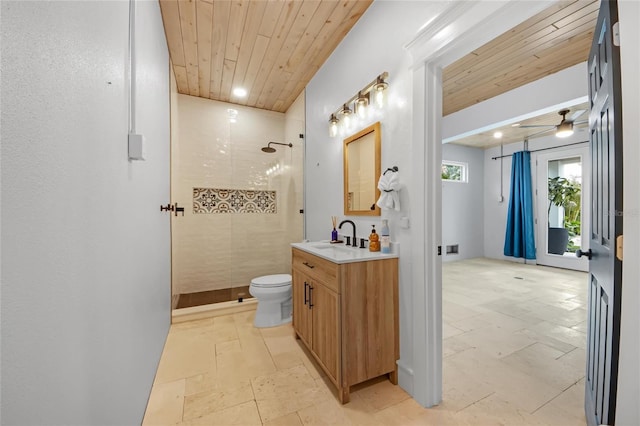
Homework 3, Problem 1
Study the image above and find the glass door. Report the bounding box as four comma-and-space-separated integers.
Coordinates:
535, 147, 590, 271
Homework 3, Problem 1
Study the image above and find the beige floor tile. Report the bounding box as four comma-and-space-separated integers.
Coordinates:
515, 327, 578, 354
531, 380, 587, 426
181, 400, 262, 426
373, 397, 459, 426
216, 339, 241, 355
143, 379, 185, 426
468, 310, 539, 332
527, 321, 587, 349
453, 323, 537, 359
263, 412, 303, 426
455, 392, 546, 426
351, 376, 410, 411
184, 371, 251, 396
154, 331, 217, 384
296, 398, 354, 425
182, 381, 254, 421
252, 365, 331, 422
443, 322, 467, 338
260, 323, 296, 339
338, 393, 387, 425
271, 349, 306, 371
443, 358, 495, 412
442, 301, 486, 322
299, 345, 328, 380
443, 335, 473, 358
502, 343, 585, 392
216, 336, 277, 381
445, 347, 563, 413
264, 333, 307, 356
571, 320, 588, 333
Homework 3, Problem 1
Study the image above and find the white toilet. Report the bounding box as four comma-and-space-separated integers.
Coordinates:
249, 274, 292, 328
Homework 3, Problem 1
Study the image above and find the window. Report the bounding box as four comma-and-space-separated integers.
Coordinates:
441, 161, 468, 182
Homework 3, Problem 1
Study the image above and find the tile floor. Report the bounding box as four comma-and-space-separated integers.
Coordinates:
144, 258, 588, 425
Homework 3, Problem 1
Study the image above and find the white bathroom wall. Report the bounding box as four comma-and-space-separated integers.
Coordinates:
305, 0, 451, 395
171, 94, 303, 298
441, 143, 485, 262
1, 1, 170, 424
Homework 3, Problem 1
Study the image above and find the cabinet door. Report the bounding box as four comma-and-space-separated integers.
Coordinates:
292, 269, 311, 346
311, 282, 340, 382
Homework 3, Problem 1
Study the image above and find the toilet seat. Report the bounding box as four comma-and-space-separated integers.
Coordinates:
250, 274, 292, 288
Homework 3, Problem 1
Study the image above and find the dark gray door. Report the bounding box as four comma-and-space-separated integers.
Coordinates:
584, 1, 623, 424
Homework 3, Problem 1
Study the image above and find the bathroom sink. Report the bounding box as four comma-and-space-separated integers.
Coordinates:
309, 243, 353, 253
292, 241, 398, 264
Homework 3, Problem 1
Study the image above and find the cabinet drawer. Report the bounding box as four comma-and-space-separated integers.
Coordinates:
292, 249, 339, 293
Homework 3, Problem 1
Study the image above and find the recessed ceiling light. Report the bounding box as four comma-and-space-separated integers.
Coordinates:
493, 131, 503, 139
232, 87, 247, 97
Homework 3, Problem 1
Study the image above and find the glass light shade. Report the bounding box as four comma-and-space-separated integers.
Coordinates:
373, 79, 388, 108
356, 93, 369, 119
329, 115, 339, 138
342, 113, 351, 130
555, 122, 574, 138
339, 104, 352, 130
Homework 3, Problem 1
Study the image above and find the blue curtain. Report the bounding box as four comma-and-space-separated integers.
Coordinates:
504, 151, 536, 259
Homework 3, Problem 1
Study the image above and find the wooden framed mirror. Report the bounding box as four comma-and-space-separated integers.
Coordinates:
343, 122, 381, 216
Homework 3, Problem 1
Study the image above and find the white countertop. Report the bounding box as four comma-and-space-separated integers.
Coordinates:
291, 241, 399, 264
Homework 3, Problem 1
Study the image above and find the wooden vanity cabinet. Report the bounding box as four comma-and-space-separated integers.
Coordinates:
291, 248, 399, 404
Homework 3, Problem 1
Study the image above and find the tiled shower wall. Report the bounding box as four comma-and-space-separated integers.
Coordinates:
171, 93, 304, 299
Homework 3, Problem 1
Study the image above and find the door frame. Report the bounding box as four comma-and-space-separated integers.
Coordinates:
404, 0, 553, 407
535, 146, 590, 271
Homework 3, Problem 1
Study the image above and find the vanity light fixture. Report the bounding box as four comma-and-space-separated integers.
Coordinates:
327, 72, 388, 138
329, 114, 339, 137
355, 92, 369, 119
373, 76, 388, 108
339, 103, 353, 130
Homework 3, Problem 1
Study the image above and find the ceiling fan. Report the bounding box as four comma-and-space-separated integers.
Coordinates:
519, 108, 588, 138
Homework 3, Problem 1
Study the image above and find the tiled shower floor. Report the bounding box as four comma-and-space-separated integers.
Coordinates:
177, 286, 252, 309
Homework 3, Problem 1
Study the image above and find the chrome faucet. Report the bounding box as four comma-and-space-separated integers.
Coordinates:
338, 220, 357, 247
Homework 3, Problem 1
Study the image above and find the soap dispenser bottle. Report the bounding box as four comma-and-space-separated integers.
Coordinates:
381, 219, 391, 254
369, 225, 380, 252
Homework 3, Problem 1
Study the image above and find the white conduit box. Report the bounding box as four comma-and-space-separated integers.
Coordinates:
128, 133, 145, 161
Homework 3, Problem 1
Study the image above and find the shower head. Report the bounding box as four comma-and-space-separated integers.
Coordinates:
260, 141, 292, 153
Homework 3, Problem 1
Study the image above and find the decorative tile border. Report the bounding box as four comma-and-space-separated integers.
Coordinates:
193, 188, 276, 214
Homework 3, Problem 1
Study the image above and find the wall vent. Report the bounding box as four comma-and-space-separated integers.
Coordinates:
446, 244, 459, 255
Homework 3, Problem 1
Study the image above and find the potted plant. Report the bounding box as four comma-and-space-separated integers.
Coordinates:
547, 176, 581, 254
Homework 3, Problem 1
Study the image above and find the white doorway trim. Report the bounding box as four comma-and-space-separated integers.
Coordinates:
404, 0, 556, 407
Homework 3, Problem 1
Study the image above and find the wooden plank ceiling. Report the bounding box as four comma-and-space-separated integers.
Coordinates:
159, 0, 372, 113
443, 0, 599, 117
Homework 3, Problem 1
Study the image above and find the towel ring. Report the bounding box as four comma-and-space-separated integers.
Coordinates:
383, 166, 399, 175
